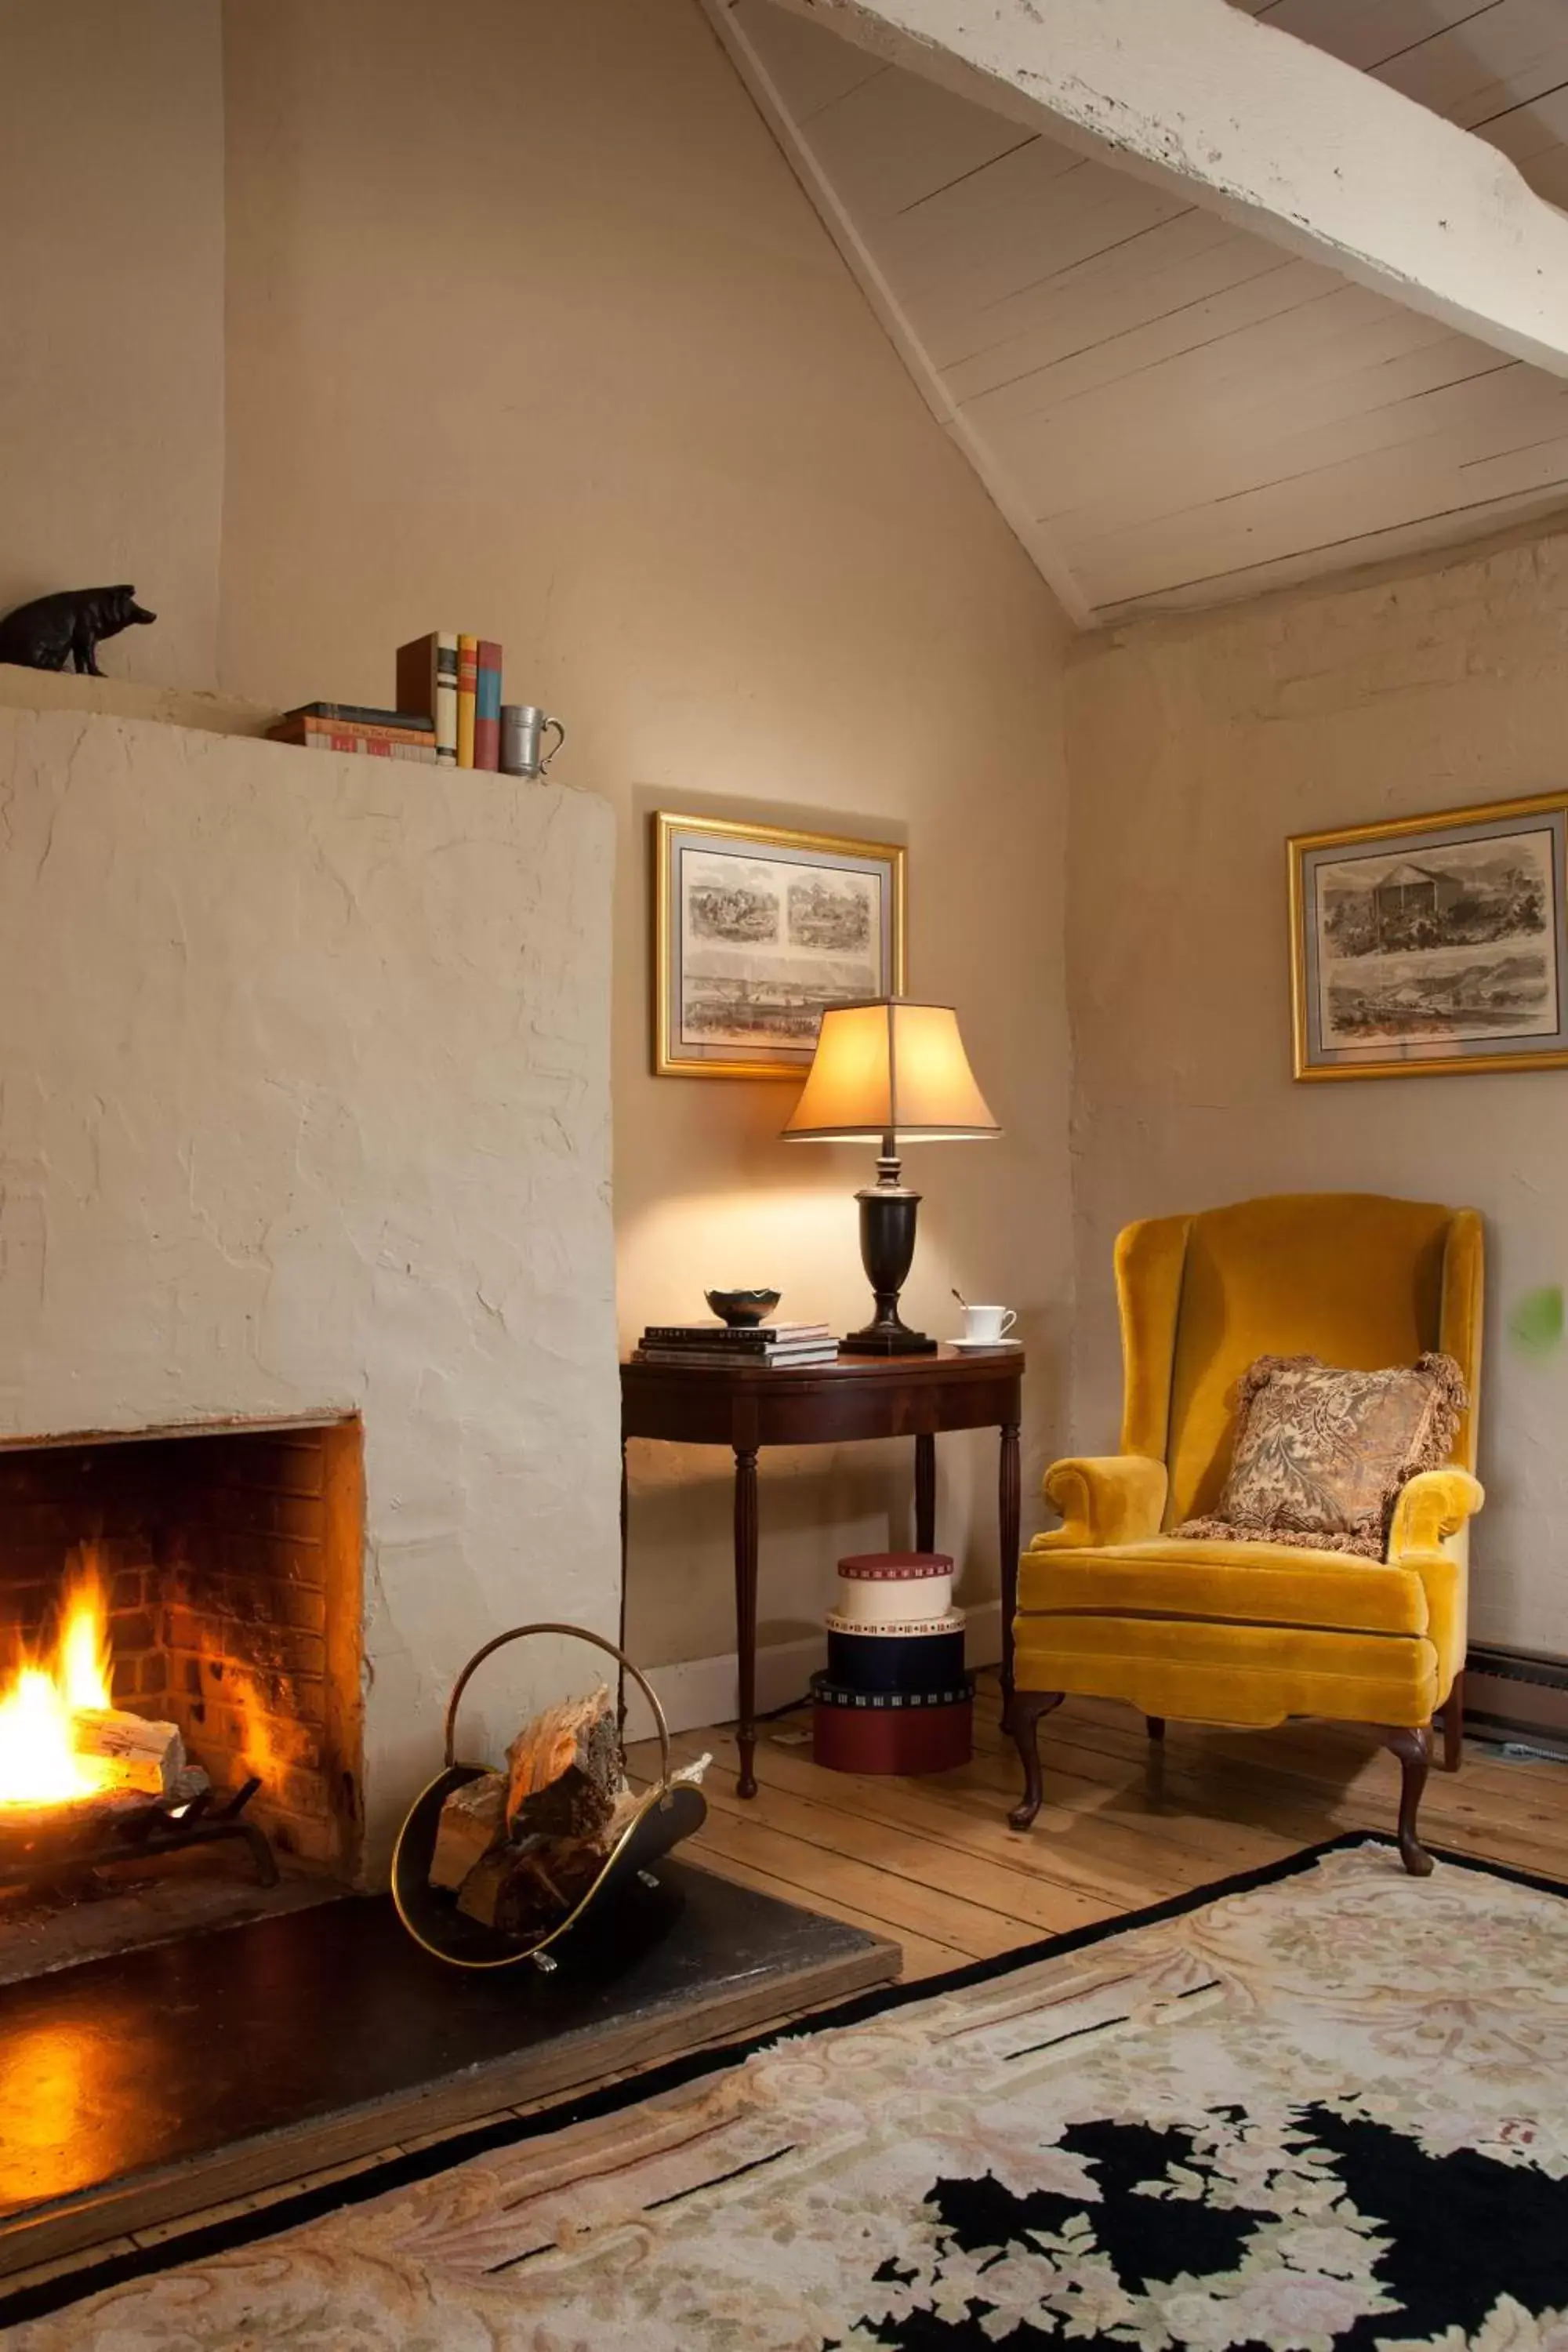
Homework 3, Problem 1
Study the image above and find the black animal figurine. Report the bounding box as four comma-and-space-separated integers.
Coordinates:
0, 585, 156, 675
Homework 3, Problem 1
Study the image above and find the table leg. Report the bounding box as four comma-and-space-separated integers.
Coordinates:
735, 1446, 760, 1798
1000, 1422, 1021, 1730
914, 1432, 936, 1555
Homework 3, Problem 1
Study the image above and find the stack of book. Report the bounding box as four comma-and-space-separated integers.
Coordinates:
395, 633, 503, 770
265, 702, 438, 763
632, 1321, 838, 1369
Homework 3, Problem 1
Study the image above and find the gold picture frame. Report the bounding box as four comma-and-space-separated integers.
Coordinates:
1290, 791, 1568, 1081
654, 811, 907, 1080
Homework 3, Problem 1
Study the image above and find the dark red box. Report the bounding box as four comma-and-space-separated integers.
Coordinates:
811, 1679, 974, 1776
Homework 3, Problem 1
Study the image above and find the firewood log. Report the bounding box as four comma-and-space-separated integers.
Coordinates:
505, 1684, 623, 1843
71, 1708, 184, 1798
0, 1784, 157, 1858
428, 1771, 508, 1892
455, 1833, 604, 1938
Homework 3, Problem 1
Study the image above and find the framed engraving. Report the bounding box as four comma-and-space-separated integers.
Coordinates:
654, 812, 906, 1079
1290, 793, 1568, 1080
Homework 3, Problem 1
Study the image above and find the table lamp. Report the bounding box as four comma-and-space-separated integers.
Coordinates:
781, 998, 999, 1355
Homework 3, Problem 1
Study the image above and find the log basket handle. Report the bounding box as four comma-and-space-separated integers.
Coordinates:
443, 1619, 673, 1798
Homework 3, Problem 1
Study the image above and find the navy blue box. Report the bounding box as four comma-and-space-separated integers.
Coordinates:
826, 1624, 966, 1693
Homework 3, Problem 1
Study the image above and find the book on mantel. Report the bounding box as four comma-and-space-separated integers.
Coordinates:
266, 706, 438, 762
633, 1322, 838, 1368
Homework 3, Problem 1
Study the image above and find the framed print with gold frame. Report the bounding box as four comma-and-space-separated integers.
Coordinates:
1290, 792, 1568, 1082
654, 812, 907, 1080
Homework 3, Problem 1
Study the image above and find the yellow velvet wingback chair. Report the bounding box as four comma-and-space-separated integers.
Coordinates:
1012, 1193, 1483, 1875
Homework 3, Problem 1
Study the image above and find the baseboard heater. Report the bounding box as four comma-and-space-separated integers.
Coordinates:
1464, 1642, 1568, 1760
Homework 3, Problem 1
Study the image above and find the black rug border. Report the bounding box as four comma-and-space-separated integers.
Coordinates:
2, 1830, 1563, 2328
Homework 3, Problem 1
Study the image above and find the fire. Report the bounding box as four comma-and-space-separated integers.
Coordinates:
0, 1552, 117, 1809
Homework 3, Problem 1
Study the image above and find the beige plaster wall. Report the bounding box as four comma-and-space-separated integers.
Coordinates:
0, 706, 620, 1873
1064, 528, 1568, 1660
0, 1, 225, 689
215, 0, 1074, 1673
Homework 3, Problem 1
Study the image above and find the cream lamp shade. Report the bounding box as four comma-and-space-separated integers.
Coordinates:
781, 1000, 999, 1145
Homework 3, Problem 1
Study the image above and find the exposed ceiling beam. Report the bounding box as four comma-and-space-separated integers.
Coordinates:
760, 0, 1568, 381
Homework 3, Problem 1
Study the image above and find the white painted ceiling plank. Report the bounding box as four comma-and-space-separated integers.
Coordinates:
1244, 0, 1537, 77
765, 0, 1568, 376
1017, 300, 1495, 458
887, 151, 1166, 307
939, 212, 1256, 405
1033, 341, 1525, 542
912, 182, 1193, 363
1041, 339, 1558, 535
1044, 356, 1557, 552
1073, 418, 1568, 608
1381, 12, 1568, 133
879, 131, 1085, 255
1092, 480, 1568, 620
985, 282, 1407, 475
1461, 431, 1568, 501
967, 258, 1354, 441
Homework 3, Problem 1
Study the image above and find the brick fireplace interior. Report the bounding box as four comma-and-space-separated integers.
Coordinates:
0, 1418, 365, 1876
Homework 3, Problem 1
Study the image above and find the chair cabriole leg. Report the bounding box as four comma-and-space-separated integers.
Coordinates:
1008, 1690, 1063, 1831
1381, 1723, 1434, 1876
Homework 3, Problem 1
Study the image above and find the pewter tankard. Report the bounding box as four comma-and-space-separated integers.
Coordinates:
501, 703, 566, 778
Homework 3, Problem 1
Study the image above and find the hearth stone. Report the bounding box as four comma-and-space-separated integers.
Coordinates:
0, 1860, 898, 2281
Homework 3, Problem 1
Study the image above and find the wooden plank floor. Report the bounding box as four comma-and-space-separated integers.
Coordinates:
7, 1679, 1562, 2308
632, 1673, 1568, 1983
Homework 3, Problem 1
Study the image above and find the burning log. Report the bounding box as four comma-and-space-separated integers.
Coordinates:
71, 1708, 185, 1798
0, 1784, 163, 1857
505, 1684, 621, 1842
428, 1771, 508, 1892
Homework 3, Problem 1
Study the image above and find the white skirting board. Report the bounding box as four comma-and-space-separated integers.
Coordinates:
623, 1599, 1003, 1745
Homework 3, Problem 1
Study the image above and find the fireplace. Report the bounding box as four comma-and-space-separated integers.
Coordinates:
0, 1417, 364, 1878
0, 702, 622, 1897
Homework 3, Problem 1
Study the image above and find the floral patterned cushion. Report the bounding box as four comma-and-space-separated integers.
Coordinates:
1173, 1351, 1467, 1560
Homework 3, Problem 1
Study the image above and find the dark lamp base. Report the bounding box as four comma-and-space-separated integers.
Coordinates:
840, 1325, 938, 1356
846, 1177, 936, 1356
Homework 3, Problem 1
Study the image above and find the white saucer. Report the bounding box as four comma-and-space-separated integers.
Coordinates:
947, 1335, 1022, 1351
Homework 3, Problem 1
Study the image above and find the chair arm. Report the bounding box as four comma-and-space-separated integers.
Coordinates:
1033, 1455, 1168, 1550
1387, 1468, 1484, 1561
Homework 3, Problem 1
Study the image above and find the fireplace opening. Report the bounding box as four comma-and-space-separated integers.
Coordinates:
0, 1417, 364, 1895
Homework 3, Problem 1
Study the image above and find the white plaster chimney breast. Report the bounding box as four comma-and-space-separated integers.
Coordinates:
0, 707, 621, 1872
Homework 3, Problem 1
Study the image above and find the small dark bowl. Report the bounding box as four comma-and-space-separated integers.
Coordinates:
705, 1287, 782, 1327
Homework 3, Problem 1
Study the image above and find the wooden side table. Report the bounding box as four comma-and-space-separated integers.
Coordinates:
620, 1345, 1026, 1796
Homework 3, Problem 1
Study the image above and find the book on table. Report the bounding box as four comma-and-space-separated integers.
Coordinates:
633, 1349, 840, 1369
640, 1323, 832, 1347
633, 1325, 838, 1368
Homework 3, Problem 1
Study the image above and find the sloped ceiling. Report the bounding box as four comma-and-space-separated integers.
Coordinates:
710, 0, 1568, 626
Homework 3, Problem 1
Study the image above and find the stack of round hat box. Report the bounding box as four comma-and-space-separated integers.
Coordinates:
811, 1551, 975, 1773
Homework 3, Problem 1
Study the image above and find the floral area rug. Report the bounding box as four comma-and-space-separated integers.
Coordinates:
4, 1837, 1566, 2350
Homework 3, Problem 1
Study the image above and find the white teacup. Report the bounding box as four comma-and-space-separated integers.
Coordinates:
963, 1303, 1017, 1344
